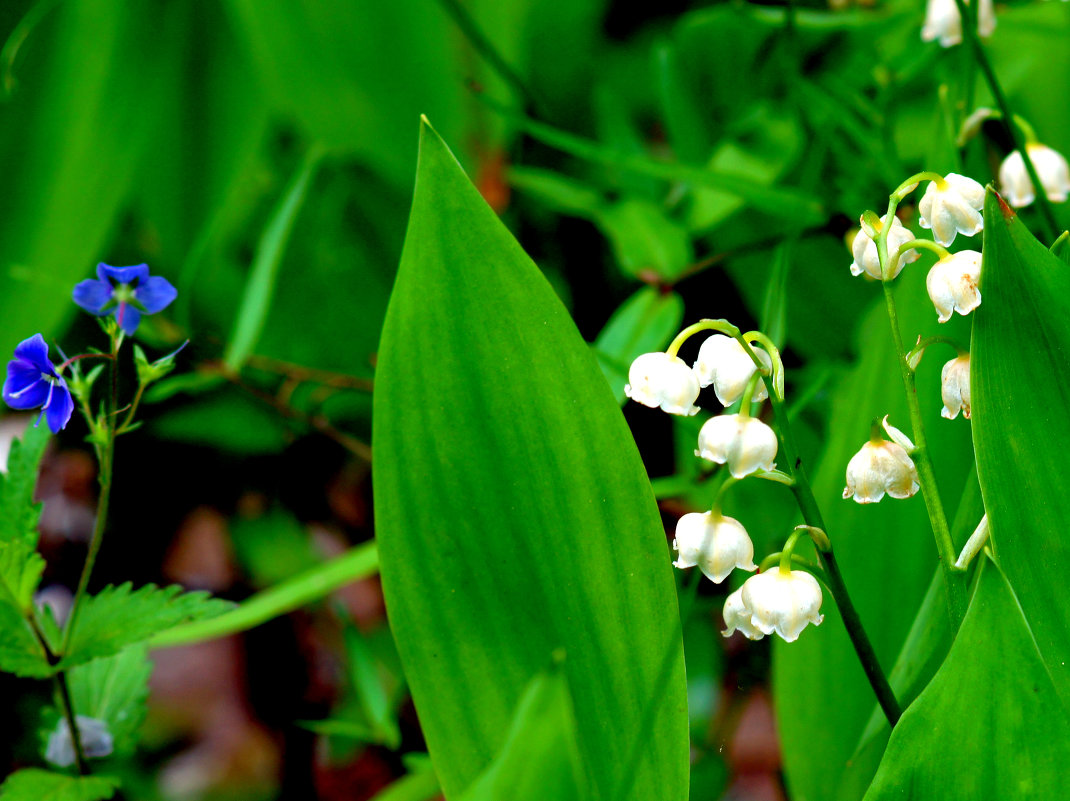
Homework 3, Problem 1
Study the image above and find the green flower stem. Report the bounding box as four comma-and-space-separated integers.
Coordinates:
898, 239, 951, 260
54, 670, 87, 775
711, 476, 739, 514
949, 0, 1059, 241
778, 529, 805, 574
62, 330, 122, 654
26, 615, 88, 774
878, 281, 968, 628
735, 337, 902, 727
666, 319, 739, 357
758, 551, 823, 576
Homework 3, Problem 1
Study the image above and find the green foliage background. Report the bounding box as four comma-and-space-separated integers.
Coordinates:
1, 0, 1069, 798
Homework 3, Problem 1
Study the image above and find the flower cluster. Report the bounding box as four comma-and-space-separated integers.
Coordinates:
2, 263, 177, 433
999, 144, 1070, 208
626, 328, 824, 643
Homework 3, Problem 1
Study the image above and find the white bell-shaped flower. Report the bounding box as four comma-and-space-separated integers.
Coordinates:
696, 414, 778, 479
849, 214, 920, 280
926, 250, 982, 323
692, 335, 771, 407
843, 419, 920, 504
918, 173, 985, 246
921, 0, 995, 48
999, 145, 1070, 208
721, 588, 764, 640
672, 510, 758, 583
624, 352, 700, 416
46, 715, 113, 767
739, 569, 824, 643
940, 354, 972, 420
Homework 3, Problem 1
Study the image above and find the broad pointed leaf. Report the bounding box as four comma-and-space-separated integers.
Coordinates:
373, 121, 688, 801
972, 188, 1070, 709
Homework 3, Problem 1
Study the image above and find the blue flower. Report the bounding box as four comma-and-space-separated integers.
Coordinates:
72, 263, 177, 336
2, 334, 74, 433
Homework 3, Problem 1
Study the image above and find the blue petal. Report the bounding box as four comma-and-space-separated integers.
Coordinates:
44, 381, 74, 433
73, 279, 113, 314
97, 263, 150, 285
3, 369, 48, 410
134, 275, 177, 313
114, 303, 142, 335
13, 334, 51, 371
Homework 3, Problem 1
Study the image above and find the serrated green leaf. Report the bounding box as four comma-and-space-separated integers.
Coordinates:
373, 121, 688, 801
0, 599, 51, 677
863, 557, 1070, 799
62, 584, 231, 669
67, 645, 152, 756
972, 187, 1070, 711
0, 769, 118, 801
594, 287, 685, 403
458, 668, 584, 801
0, 424, 50, 610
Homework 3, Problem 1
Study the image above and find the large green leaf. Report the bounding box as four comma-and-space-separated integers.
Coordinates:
971, 187, 1070, 709
864, 557, 1070, 799
373, 121, 688, 801
0, 769, 118, 801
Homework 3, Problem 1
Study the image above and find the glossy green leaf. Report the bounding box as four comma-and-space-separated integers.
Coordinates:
1050, 230, 1070, 264
972, 187, 1070, 710
594, 286, 684, 403
864, 557, 1070, 799
374, 121, 687, 801
0, 769, 118, 801
459, 667, 584, 801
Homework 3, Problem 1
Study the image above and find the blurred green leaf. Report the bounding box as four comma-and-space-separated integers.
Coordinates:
62, 583, 231, 670
654, 41, 710, 165
230, 509, 320, 587
971, 188, 1070, 710
594, 286, 684, 403
367, 755, 441, 801
343, 621, 401, 749
0, 769, 118, 801
224, 147, 323, 371
150, 390, 289, 454
0, 599, 50, 677
458, 667, 584, 801
1050, 230, 1070, 264
864, 557, 1070, 799
150, 542, 379, 648
374, 121, 688, 801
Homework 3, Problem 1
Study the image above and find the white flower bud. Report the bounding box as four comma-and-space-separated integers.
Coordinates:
921, 0, 995, 48
696, 414, 778, 479
926, 250, 982, 323
940, 354, 972, 420
692, 335, 771, 407
46, 715, 113, 767
849, 214, 920, 280
918, 174, 985, 246
624, 352, 700, 416
843, 433, 920, 504
721, 588, 764, 640
739, 569, 824, 643
672, 511, 758, 583
999, 145, 1070, 208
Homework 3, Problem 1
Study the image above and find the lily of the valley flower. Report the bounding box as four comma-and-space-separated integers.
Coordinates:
918, 174, 985, 246
625, 352, 700, 416
2, 334, 74, 433
940, 354, 972, 419
722, 588, 764, 640
696, 414, 778, 479
999, 145, 1070, 208
843, 417, 920, 503
921, 0, 995, 48
926, 250, 982, 323
692, 334, 771, 407
724, 569, 824, 643
45, 715, 113, 768
849, 214, 920, 280
672, 510, 758, 583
